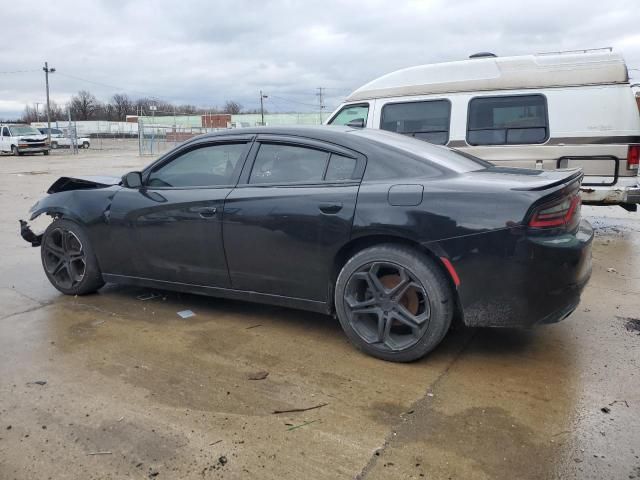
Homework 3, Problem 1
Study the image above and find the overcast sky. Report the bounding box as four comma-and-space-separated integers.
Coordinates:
1, 0, 639, 119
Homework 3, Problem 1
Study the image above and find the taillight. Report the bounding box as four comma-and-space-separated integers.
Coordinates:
529, 193, 581, 229
628, 145, 639, 171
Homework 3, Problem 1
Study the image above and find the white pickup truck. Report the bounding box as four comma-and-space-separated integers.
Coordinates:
0, 124, 50, 155
37, 127, 91, 149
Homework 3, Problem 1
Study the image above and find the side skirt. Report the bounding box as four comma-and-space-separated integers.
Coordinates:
102, 273, 332, 315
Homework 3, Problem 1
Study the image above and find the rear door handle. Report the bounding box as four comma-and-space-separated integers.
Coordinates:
318, 202, 343, 214
192, 206, 217, 218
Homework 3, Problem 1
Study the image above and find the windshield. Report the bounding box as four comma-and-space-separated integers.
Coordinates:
10, 126, 41, 136
352, 128, 490, 173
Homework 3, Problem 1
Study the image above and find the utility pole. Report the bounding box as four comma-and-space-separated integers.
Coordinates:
259, 90, 268, 126
43, 62, 56, 144
316, 87, 325, 124
34, 102, 42, 122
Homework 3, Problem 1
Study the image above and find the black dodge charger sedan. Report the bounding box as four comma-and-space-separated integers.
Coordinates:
21, 126, 592, 362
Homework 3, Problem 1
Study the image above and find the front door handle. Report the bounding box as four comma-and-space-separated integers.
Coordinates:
319, 202, 343, 214
192, 206, 217, 218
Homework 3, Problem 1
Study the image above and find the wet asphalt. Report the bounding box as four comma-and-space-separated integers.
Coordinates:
0, 142, 638, 479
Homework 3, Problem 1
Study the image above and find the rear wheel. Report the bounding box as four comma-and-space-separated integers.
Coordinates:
40, 219, 104, 295
335, 244, 453, 362
82, 141, 90, 149
51, 141, 58, 149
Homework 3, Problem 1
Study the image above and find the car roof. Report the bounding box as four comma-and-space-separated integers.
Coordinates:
187, 125, 487, 174
191, 125, 446, 153
197, 125, 353, 138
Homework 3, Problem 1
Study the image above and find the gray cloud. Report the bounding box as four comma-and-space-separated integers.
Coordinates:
1, 0, 639, 118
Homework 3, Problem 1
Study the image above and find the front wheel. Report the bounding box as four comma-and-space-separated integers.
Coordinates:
82, 141, 90, 149
335, 244, 453, 362
40, 219, 105, 295
11, 146, 21, 156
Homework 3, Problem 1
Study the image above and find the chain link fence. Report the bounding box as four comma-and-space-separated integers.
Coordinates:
138, 123, 222, 156
31, 120, 139, 153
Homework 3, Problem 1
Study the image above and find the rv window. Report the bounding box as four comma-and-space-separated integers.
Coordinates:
467, 95, 548, 146
380, 100, 451, 145
328, 104, 369, 127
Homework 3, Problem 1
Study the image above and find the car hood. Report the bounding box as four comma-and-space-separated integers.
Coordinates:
18, 135, 47, 141
47, 175, 121, 194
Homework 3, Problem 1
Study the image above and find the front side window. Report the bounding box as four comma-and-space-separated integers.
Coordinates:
147, 143, 246, 188
328, 104, 369, 127
380, 100, 451, 145
467, 95, 548, 146
250, 144, 329, 184
2, 127, 9, 137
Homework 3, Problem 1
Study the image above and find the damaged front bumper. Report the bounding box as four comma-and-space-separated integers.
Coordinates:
19, 220, 42, 247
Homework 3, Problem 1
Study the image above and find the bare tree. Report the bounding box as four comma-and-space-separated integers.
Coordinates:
21, 105, 40, 123
111, 93, 134, 120
223, 101, 242, 114
69, 90, 100, 120
21, 101, 64, 123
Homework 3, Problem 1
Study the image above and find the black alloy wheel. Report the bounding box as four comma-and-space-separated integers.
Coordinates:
40, 219, 105, 295
344, 261, 430, 352
42, 227, 87, 290
335, 244, 453, 362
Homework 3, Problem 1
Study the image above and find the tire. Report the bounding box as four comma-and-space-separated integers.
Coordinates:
51, 142, 58, 149
82, 141, 90, 149
11, 145, 20, 156
335, 244, 453, 362
40, 218, 105, 295
43, 150, 49, 156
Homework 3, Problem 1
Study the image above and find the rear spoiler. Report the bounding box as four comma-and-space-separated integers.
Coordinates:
511, 169, 582, 191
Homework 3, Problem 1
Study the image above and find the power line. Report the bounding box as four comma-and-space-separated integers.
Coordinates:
268, 94, 321, 109
55, 71, 168, 100
0, 69, 39, 74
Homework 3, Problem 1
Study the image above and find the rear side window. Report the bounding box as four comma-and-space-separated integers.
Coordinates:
250, 144, 329, 184
328, 104, 369, 127
325, 154, 357, 181
380, 100, 451, 145
467, 95, 548, 146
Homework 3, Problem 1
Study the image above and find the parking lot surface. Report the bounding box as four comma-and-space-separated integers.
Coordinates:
1, 143, 639, 479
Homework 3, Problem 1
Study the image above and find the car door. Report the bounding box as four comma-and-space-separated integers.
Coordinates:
104, 137, 253, 287
223, 135, 365, 302
0, 126, 10, 152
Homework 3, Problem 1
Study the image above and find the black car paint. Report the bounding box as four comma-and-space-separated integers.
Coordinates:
26, 126, 593, 326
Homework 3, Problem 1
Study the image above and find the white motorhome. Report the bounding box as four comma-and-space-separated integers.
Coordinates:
327, 49, 640, 210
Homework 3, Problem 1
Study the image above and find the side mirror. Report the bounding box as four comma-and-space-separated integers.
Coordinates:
345, 118, 365, 128
123, 171, 143, 189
